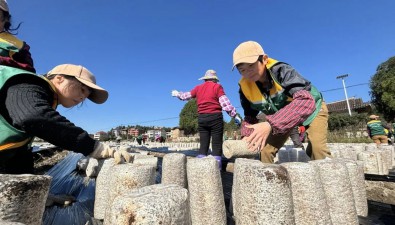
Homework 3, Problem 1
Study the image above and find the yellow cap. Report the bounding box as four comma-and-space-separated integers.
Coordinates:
232, 41, 265, 70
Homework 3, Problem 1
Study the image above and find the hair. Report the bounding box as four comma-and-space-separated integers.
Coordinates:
1, 10, 22, 34
204, 79, 218, 83
236, 55, 265, 70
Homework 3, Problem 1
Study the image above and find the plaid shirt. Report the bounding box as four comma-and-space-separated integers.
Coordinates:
177, 92, 237, 117
241, 89, 315, 136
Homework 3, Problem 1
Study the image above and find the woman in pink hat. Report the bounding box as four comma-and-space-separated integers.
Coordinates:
0, 0, 35, 72
171, 69, 241, 169
0, 64, 127, 174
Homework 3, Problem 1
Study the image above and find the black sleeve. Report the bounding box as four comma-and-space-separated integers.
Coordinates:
239, 87, 259, 118
3, 78, 96, 156
271, 63, 312, 96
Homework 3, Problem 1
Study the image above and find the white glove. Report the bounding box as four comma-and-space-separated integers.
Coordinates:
235, 115, 242, 126
113, 149, 132, 164
171, 90, 179, 97
90, 142, 115, 159
90, 142, 131, 164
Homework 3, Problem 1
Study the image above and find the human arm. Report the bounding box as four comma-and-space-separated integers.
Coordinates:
265, 63, 316, 135
3, 77, 98, 156
219, 95, 236, 117
241, 90, 314, 152
265, 89, 315, 135
171, 90, 193, 101
239, 89, 260, 137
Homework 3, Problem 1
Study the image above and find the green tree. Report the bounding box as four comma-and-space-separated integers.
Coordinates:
328, 113, 368, 131
179, 99, 198, 135
224, 113, 241, 133
370, 56, 395, 121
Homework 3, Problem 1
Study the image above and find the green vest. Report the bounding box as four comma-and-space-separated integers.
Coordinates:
367, 120, 386, 136
0, 32, 24, 58
0, 65, 57, 151
239, 58, 322, 126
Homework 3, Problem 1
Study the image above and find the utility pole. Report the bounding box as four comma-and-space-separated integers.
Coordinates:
336, 74, 352, 116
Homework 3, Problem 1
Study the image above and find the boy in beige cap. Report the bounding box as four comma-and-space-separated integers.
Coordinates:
0, 64, 127, 174
232, 41, 330, 163
0, 0, 35, 72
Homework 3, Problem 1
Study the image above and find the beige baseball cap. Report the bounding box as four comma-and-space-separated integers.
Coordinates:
232, 41, 265, 70
369, 114, 379, 120
47, 64, 109, 104
0, 0, 9, 12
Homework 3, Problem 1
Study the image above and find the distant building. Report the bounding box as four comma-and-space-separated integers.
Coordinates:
146, 129, 166, 139
326, 97, 371, 114
170, 128, 183, 139
128, 128, 139, 137
169, 128, 199, 142
94, 131, 108, 140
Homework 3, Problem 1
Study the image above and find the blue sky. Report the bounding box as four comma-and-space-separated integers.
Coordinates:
10, 0, 395, 133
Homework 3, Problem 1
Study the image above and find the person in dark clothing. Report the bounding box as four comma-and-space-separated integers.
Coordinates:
0, 64, 126, 174
171, 69, 241, 169
0, 0, 35, 72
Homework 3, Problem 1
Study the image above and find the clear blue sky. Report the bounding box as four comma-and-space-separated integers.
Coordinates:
10, 0, 395, 133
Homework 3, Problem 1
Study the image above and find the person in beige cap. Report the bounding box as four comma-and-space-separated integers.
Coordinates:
232, 40, 330, 163
0, 0, 35, 72
0, 64, 128, 174
367, 114, 390, 145
171, 69, 241, 169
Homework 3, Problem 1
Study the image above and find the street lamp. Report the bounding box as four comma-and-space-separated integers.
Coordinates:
336, 74, 352, 116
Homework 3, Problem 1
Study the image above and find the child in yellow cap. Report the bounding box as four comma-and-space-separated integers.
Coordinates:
232, 41, 330, 163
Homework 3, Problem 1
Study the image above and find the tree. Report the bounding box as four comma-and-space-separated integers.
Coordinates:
224, 113, 241, 133
328, 113, 368, 131
179, 99, 198, 135
370, 56, 395, 121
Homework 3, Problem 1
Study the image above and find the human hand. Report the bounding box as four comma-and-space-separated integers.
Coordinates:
242, 122, 272, 152
90, 142, 115, 159
113, 149, 132, 164
171, 90, 179, 97
234, 115, 242, 126
90, 143, 131, 164
240, 120, 254, 137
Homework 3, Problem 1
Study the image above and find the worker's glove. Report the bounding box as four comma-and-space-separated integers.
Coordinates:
89, 142, 115, 160
90, 142, 131, 165
113, 149, 132, 164
234, 115, 242, 126
171, 90, 179, 97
